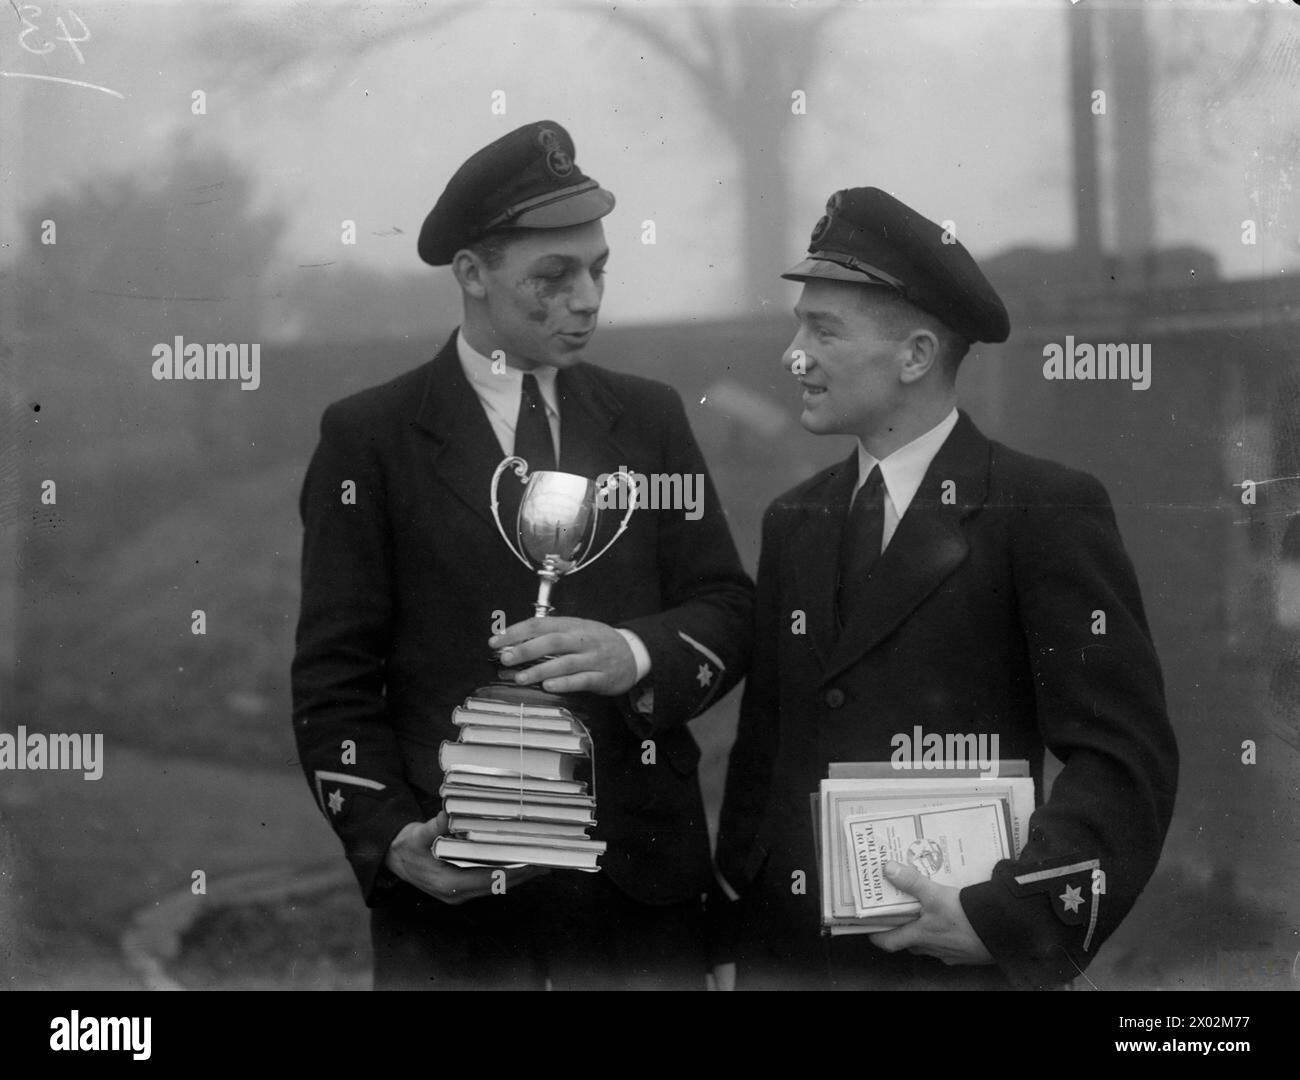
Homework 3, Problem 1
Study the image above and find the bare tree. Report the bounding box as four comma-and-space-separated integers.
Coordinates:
194, 2, 480, 89
195, 2, 838, 312
608, 4, 839, 308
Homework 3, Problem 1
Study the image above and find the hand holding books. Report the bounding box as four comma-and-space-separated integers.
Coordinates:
814, 760, 1034, 936
385, 813, 551, 904
843, 800, 1014, 922
869, 859, 995, 966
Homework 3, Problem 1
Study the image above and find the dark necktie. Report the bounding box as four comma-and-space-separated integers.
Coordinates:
514, 372, 556, 472
836, 464, 885, 626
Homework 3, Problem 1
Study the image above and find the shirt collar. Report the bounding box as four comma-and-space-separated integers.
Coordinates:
456, 329, 559, 417
856, 407, 959, 516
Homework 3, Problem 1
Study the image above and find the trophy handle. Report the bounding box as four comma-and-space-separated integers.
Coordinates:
576, 469, 640, 572
489, 456, 535, 571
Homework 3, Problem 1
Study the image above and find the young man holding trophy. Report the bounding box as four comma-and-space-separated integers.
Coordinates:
291, 122, 754, 989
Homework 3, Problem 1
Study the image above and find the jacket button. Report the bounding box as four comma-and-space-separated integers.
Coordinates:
824, 688, 846, 709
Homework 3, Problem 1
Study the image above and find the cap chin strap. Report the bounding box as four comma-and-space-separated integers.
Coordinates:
805, 248, 907, 290
482, 178, 601, 232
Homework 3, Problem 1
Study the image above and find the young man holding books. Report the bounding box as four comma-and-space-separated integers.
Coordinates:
292, 122, 753, 989
713, 187, 1179, 990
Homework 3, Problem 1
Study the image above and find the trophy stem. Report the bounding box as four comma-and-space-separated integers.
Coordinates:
533, 559, 561, 618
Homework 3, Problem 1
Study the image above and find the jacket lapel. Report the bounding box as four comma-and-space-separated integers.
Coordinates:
413, 333, 509, 531
554, 362, 632, 479
823, 411, 991, 684
786, 453, 859, 667
412, 341, 637, 533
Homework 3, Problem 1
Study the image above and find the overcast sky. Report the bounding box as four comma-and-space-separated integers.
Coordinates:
2, 0, 1295, 331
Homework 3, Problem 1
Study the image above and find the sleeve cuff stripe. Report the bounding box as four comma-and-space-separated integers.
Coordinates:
315, 770, 387, 791
1012, 858, 1098, 885
677, 630, 725, 673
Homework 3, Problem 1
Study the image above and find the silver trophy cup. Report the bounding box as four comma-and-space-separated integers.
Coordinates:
490, 456, 639, 619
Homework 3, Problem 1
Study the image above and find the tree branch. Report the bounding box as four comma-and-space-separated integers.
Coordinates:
614, 8, 726, 107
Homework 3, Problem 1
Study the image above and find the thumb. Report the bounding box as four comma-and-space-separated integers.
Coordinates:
415, 812, 450, 845
883, 859, 931, 901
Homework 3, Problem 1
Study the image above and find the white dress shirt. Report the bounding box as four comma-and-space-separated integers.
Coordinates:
457, 330, 561, 459
854, 406, 960, 552
456, 330, 652, 684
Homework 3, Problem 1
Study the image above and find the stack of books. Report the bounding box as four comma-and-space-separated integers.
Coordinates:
432, 689, 604, 872
813, 761, 1034, 934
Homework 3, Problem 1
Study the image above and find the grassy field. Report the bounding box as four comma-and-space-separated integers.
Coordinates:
18, 462, 303, 765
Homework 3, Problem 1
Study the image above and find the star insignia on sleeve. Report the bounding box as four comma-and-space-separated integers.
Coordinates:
313, 771, 384, 820
678, 631, 725, 707
1007, 856, 1101, 951
1059, 883, 1085, 913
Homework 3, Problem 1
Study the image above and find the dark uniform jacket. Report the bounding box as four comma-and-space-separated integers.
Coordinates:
716, 410, 1178, 989
292, 335, 753, 908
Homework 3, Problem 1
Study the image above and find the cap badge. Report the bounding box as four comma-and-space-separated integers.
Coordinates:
538, 127, 574, 178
